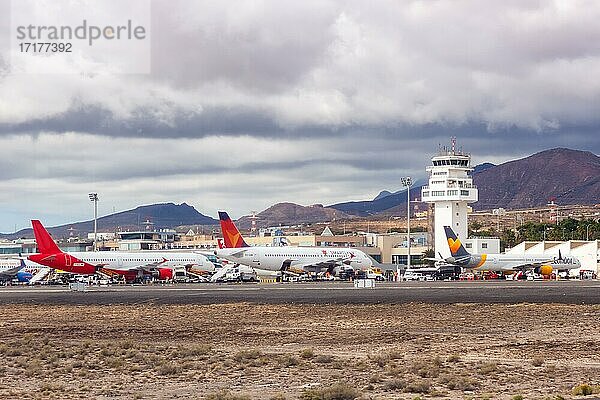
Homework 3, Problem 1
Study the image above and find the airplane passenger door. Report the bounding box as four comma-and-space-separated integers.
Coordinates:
64, 254, 72, 267
117, 257, 123, 267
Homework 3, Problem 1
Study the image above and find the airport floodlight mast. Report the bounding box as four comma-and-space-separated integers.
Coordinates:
88, 193, 99, 251
401, 177, 412, 276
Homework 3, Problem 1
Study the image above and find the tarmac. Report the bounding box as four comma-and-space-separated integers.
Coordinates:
1, 280, 599, 305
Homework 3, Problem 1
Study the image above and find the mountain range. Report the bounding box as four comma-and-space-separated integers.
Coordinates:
1, 203, 217, 240
235, 203, 352, 229
2, 148, 598, 237
473, 148, 600, 210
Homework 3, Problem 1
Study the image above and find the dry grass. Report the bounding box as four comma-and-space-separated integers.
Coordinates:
0, 303, 598, 399
300, 383, 360, 400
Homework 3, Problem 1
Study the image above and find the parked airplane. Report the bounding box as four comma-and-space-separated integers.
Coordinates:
0, 258, 48, 283
214, 212, 373, 274
28, 220, 215, 281
441, 226, 581, 275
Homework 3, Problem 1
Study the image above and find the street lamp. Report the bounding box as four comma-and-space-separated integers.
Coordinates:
401, 176, 412, 278
586, 224, 593, 241
89, 193, 99, 251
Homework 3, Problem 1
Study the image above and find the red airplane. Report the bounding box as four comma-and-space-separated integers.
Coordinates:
27, 220, 214, 281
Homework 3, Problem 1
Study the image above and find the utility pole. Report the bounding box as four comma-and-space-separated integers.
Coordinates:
401, 177, 412, 278
88, 193, 99, 251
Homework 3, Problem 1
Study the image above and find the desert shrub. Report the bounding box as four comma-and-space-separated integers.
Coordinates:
40, 382, 65, 393
532, 357, 544, 367
478, 362, 497, 374
368, 353, 388, 367
384, 379, 407, 391
440, 375, 478, 391
99, 347, 115, 357
572, 384, 595, 396
205, 390, 251, 400
314, 354, 335, 364
118, 339, 136, 350
173, 344, 211, 359
353, 360, 368, 371
300, 348, 315, 359
279, 354, 300, 367
512, 395, 524, 400
404, 380, 431, 394
447, 354, 461, 363
156, 362, 180, 376
269, 394, 287, 400
387, 350, 404, 360
300, 383, 360, 400
233, 349, 263, 362
411, 359, 439, 378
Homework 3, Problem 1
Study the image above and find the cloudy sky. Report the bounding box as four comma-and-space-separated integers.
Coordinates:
1, 0, 600, 231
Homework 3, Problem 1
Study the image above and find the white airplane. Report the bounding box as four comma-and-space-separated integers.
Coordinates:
28, 220, 215, 281
0, 257, 48, 283
441, 226, 581, 276
214, 212, 373, 274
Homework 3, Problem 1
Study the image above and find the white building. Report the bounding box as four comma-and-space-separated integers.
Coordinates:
421, 139, 479, 258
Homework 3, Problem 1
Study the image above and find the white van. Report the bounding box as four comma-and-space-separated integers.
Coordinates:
403, 271, 426, 281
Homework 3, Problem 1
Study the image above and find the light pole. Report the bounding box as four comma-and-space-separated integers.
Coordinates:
89, 193, 99, 251
586, 224, 592, 241
401, 176, 412, 278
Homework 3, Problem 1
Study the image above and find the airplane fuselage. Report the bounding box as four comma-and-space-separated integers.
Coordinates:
29, 251, 215, 277
453, 253, 581, 272
215, 246, 373, 273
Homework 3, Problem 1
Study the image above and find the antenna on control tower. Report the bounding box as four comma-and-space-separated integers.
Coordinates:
250, 211, 258, 235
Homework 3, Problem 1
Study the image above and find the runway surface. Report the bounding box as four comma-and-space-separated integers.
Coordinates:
1, 280, 599, 305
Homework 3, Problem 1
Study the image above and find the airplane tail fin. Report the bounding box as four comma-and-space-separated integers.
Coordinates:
443, 226, 470, 258
218, 212, 249, 248
31, 220, 62, 254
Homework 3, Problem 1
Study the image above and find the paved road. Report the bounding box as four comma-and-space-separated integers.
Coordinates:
0, 280, 599, 305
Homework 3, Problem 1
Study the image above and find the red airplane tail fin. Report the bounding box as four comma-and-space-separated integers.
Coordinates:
218, 211, 249, 248
31, 220, 62, 254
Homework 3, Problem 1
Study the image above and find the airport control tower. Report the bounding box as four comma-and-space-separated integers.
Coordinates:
421, 138, 478, 258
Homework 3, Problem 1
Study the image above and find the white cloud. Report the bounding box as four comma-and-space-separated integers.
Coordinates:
0, 0, 600, 230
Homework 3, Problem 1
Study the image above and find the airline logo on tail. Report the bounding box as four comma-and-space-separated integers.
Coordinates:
443, 226, 471, 258
447, 237, 462, 255
218, 212, 249, 248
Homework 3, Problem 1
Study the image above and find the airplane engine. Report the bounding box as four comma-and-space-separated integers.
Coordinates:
157, 268, 173, 280
535, 265, 554, 276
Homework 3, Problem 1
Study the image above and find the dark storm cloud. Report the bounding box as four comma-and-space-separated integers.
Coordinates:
2, 0, 600, 231
0, 104, 282, 138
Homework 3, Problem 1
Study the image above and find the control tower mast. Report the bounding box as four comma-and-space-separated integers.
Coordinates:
421, 138, 478, 258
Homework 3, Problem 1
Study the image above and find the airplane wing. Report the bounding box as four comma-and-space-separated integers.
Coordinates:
287, 258, 345, 273
113, 258, 169, 272
0, 266, 24, 277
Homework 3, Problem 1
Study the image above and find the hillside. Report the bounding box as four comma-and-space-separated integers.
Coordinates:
235, 203, 353, 228
2, 203, 217, 240
329, 187, 423, 217
330, 148, 599, 215
474, 148, 600, 210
